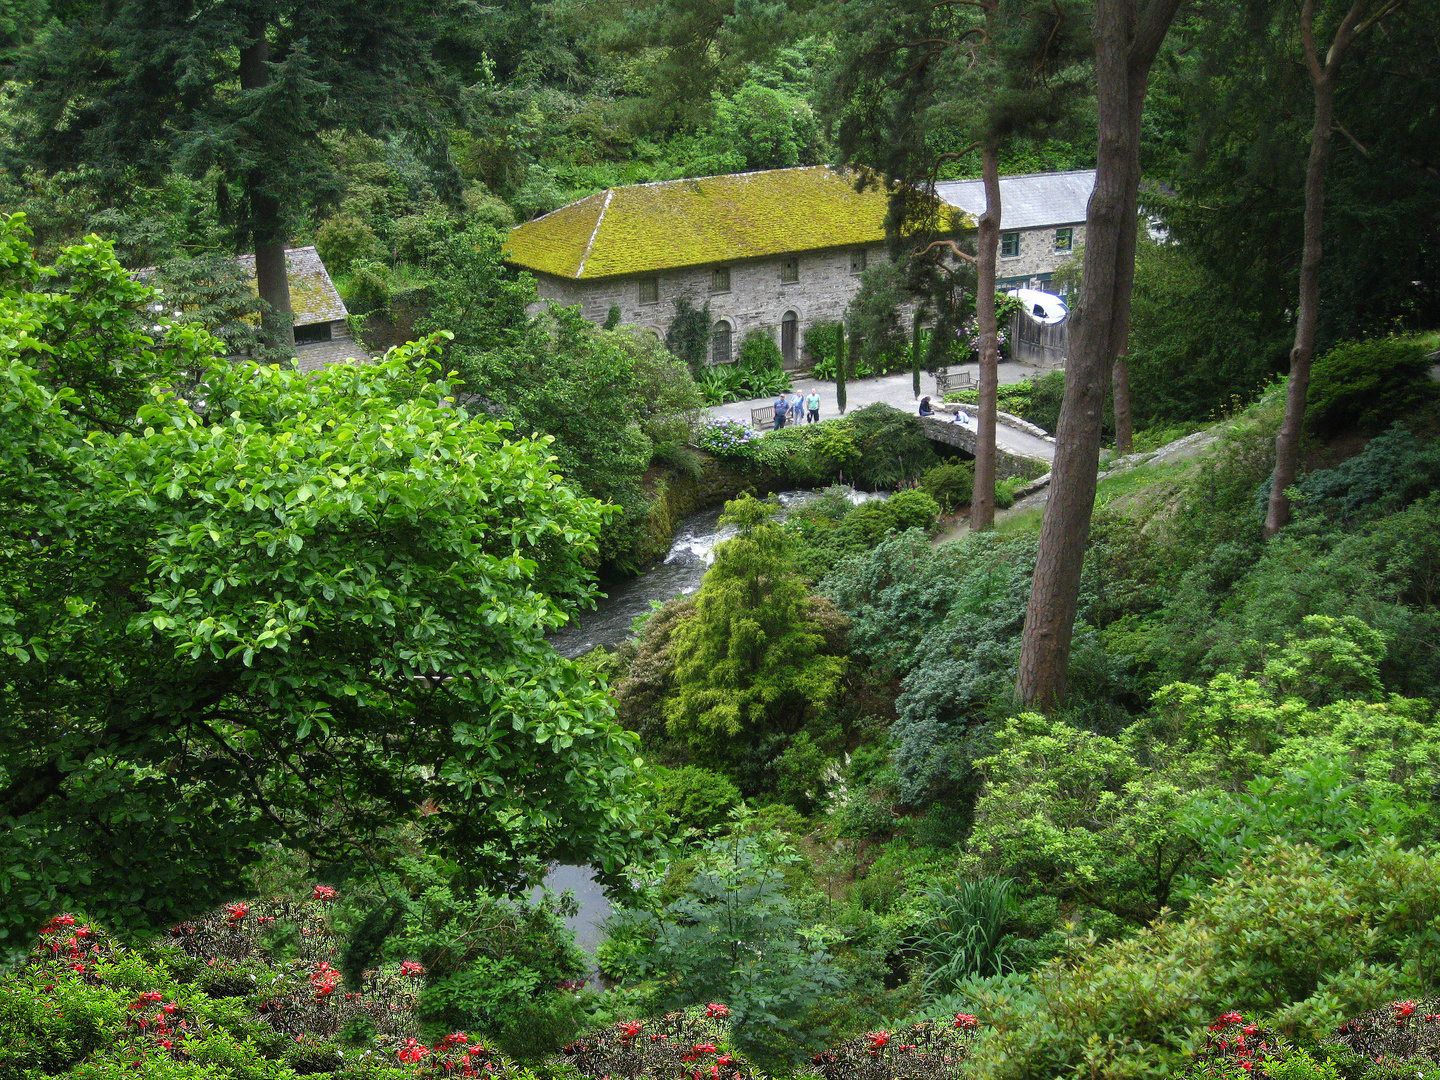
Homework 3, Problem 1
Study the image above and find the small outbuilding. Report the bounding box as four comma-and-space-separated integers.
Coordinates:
234, 246, 363, 371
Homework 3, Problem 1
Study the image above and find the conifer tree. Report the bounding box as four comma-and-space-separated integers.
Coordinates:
11, 0, 452, 351
1016, 0, 1183, 710
828, 0, 1087, 530
1263, 0, 1403, 538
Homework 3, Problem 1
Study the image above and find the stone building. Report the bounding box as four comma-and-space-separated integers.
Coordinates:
503, 166, 900, 368
935, 169, 1094, 294
234, 246, 362, 371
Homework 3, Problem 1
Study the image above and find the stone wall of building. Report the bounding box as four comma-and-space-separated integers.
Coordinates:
530, 242, 890, 365
995, 224, 1085, 289
293, 322, 368, 373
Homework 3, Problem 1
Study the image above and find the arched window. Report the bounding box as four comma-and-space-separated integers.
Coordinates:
711, 320, 733, 365
780, 311, 798, 365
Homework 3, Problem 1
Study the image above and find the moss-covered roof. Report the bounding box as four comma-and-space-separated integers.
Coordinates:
234, 246, 348, 326
504, 167, 898, 280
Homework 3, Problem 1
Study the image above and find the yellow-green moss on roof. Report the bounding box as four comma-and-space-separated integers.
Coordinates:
505, 167, 899, 280
234, 246, 348, 326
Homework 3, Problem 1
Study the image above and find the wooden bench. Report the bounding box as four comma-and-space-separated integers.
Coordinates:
935, 368, 975, 396
751, 405, 775, 431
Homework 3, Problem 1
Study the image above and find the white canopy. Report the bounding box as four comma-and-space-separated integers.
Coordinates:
1007, 288, 1069, 326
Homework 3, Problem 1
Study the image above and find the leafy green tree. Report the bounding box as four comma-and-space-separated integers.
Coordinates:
0, 218, 645, 956
663, 496, 848, 791
420, 224, 702, 565
709, 81, 824, 170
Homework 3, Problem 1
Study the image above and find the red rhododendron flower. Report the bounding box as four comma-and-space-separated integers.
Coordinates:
868, 1032, 891, 1050
619, 1021, 643, 1038
398, 1038, 429, 1064
437, 1032, 470, 1048
954, 1013, 979, 1030
224, 902, 248, 923
313, 885, 338, 901
705, 1002, 730, 1018
400, 961, 425, 978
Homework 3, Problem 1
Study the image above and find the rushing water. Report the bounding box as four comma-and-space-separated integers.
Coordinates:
547, 488, 884, 659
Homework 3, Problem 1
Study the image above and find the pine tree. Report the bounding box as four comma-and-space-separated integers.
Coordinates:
12, 0, 453, 351
828, 0, 1088, 530
1264, 0, 1403, 538
1015, 0, 1183, 710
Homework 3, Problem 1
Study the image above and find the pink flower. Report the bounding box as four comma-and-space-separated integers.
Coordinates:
953, 1013, 979, 1030
705, 1002, 730, 1018
400, 961, 425, 978
313, 885, 338, 901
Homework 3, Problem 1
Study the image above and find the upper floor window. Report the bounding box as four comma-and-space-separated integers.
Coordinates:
1054, 227, 1073, 252
850, 249, 867, 275
1000, 232, 1021, 258
638, 276, 660, 305
780, 256, 800, 283
710, 266, 731, 293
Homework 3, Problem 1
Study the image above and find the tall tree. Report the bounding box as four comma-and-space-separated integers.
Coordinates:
1263, 0, 1402, 538
10, 0, 455, 351
828, 0, 1088, 530
1015, 0, 1184, 710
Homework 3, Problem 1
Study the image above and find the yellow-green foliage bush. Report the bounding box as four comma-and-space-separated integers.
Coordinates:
959, 841, 1440, 1080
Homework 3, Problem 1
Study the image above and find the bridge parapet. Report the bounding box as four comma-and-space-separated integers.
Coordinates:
920, 415, 1050, 480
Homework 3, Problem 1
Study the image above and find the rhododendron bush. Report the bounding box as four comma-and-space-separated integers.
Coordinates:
1, 894, 527, 1078
0, 218, 647, 957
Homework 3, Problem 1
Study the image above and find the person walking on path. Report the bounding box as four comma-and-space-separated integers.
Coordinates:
805, 390, 821, 423
773, 395, 789, 430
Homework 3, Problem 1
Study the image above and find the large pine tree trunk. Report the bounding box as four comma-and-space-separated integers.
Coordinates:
1015, 0, 1180, 711
971, 143, 1002, 532
239, 28, 295, 354
1264, 0, 1375, 537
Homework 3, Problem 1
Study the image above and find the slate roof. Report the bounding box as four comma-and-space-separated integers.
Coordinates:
234, 245, 348, 327
935, 169, 1096, 231
504, 167, 898, 280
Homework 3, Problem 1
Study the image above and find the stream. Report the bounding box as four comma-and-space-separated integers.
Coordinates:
542, 488, 882, 966
547, 488, 884, 659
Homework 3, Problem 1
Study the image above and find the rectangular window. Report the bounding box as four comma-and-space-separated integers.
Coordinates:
712, 323, 732, 365
850, 249, 867, 275
1054, 227, 1073, 252
780, 256, 799, 283
1000, 232, 1021, 258
710, 266, 731, 293
638, 276, 659, 304
293, 321, 333, 346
